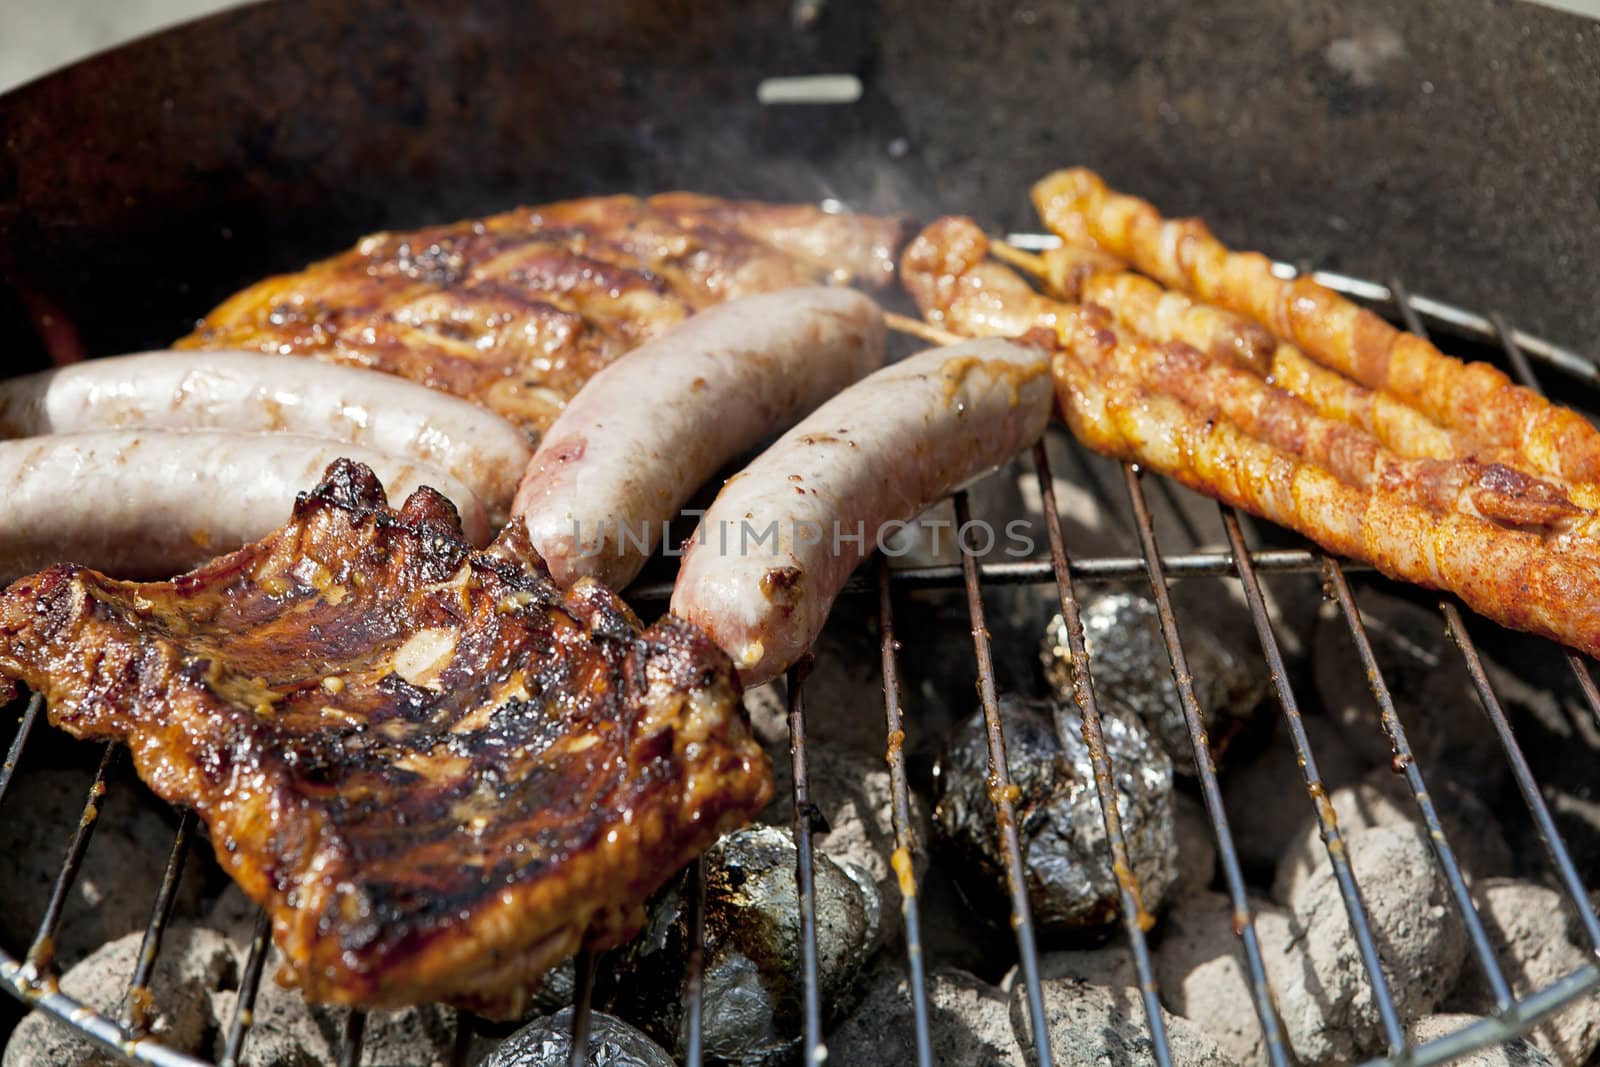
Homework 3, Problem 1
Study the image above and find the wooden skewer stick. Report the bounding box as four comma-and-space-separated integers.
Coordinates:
883, 312, 962, 347
987, 239, 1049, 278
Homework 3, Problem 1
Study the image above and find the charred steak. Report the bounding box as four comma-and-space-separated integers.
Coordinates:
0, 460, 771, 1016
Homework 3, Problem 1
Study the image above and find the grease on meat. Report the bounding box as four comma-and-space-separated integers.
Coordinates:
0, 460, 771, 1016
178, 194, 909, 437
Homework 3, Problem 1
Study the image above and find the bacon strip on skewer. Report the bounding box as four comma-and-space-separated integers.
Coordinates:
901, 219, 1585, 532
988, 239, 1461, 463
1029, 168, 1600, 481
1048, 332, 1600, 658
899, 216, 1600, 656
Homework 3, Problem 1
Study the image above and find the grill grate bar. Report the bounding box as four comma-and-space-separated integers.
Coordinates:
1485, 312, 1600, 737
682, 856, 708, 1067
26, 743, 121, 980
218, 911, 272, 1067
122, 811, 197, 1035
337, 1009, 366, 1067
629, 549, 1369, 602
874, 557, 935, 1067
449, 1013, 472, 1067
566, 949, 597, 1067
1388, 282, 1600, 954
1442, 603, 1600, 953
0, 691, 42, 807
1080, 454, 1292, 1065
1218, 508, 1409, 1056
1563, 653, 1600, 736
1030, 442, 1177, 1061
1122, 466, 1303, 1063
1320, 561, 1517, 1012
786, 660, 827, 1065
953, 491, 1056, 1067
1489, 310, 1546, 395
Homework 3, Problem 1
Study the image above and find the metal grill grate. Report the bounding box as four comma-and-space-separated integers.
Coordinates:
2, 270, 1599, 1067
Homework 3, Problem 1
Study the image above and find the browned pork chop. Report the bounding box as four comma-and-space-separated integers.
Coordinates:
0, 460, 771, 1016
176, 194, 909, 437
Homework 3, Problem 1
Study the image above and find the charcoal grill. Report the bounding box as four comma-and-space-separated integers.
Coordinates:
3, 264, 1598, 1066
3, 1, 1600, 1064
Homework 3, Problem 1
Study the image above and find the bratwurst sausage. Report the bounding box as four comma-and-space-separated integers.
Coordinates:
0, 351, 533, 520
671, 337, 1052, 686
0, 430, 490, 583
514, 287, 886, 589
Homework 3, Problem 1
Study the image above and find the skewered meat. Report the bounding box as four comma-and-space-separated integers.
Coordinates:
902, 216, 1600, 659
1031, 168, 1600, 481
514, 287, 886, 590
906, 219, 1585, 532
1001, 240, 1461, 462
0, 430, 490, 582
1050, 324, 1600, 658
177, 194, 909, 437
0, 460, 771, 1015
671, 337, 1053, 687
0, 350, 532, 518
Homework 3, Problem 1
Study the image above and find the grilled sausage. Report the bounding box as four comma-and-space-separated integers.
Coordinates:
671, 337, 1053, 686
0, 430, 490, 582
514, 287, 886, 589
0, 350, 533, 520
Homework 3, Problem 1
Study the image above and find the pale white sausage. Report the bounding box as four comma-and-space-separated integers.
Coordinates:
514, 287, 885, 589
0, 350, 532, 521
0, 430, 490, 583
671, 338, 1052, 686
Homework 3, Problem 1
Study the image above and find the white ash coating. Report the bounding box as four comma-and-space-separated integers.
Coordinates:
828, 960, 1024, 1067
763, 743, 932, 947
1446, 879, 1600, 1065
1009, 972, 1229, 1066
1406, 1015, 1555, 1066
1272, 821, 1468, 1062
1220, 714, 1373, 879
4, 925, 233, 1067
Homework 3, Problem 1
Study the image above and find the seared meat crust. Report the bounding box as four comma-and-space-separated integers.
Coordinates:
0, 460, 771, 1016
1031, 168, 1600, 482
902, 216, 1600, 660
176, 194, 908, 437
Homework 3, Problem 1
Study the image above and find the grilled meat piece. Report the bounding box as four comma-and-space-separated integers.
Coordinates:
905, 218, 1585, 532
1032, 168, 1600, 482
0, 460, 771, 1016
902, 217, 1600, 660
1004, 240, 1461, 462
1050, 325, 1600, 659
176, 194, 909, 437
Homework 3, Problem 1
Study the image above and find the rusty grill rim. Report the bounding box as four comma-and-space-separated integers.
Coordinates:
1, 269, 1599, 1067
